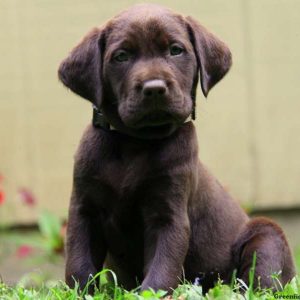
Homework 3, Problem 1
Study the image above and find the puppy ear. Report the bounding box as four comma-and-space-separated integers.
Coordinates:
58, 28, 104, 107
186, 17, 232, 97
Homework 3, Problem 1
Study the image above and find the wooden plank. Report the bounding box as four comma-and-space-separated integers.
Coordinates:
248, 0, 300, 208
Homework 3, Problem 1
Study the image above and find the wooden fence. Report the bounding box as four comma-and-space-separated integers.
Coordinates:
0, 0, 300, 224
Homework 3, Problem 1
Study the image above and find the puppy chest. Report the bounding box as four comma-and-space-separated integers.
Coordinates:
103, 207, 144, 254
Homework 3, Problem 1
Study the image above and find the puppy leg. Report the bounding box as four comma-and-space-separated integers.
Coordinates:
140, 181, 190, 291
65, 187, 107, 291
233, 217, 295, 289
141, 217, 190, 291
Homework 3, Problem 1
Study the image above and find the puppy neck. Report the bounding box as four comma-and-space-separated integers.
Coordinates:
92, 104, 194, 133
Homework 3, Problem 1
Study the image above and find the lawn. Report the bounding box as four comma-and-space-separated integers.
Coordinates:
0, 274, 299, 300
0, 268, 299, 300
1, 213, 299, 299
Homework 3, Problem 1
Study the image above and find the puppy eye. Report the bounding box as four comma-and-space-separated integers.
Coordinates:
114, 50, 130, 62
170, 44, 184, 56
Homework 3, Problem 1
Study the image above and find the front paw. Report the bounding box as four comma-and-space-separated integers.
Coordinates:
141, 276, 176, 292
66, 268, 98, 292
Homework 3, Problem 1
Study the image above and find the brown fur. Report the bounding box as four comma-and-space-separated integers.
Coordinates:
58, 4, 295, 293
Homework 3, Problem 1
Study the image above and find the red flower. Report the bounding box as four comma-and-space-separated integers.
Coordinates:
18, 187, 36, 206
16, 245, 33, 258
0, 190, 5, 205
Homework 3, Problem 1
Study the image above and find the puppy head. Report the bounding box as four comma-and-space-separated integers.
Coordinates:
58, 4, 232, 139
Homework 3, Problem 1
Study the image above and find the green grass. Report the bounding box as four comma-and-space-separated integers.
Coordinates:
0, 268, 299, 300
1, 234, 299, 300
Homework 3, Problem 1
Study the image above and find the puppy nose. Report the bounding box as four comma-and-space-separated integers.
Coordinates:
142, 80, 167, 98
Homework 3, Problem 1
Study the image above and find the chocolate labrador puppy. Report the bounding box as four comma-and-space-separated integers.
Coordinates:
58, 4, 295, 293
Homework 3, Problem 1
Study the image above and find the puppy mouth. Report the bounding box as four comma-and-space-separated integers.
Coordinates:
132, 111, 176, 129
126, 111, 180, 139
134, 123, 175, 139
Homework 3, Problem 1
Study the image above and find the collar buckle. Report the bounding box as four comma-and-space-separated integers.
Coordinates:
92, 105, 110, 130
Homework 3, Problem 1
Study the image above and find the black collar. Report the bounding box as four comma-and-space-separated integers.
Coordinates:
92, 105, 110, 130
92, 104, 196, 130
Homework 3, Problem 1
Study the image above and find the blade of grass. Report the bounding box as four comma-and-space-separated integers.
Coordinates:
248, 251, 257, 300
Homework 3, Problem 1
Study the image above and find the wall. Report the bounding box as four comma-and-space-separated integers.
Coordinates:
0, 0, 300, 224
